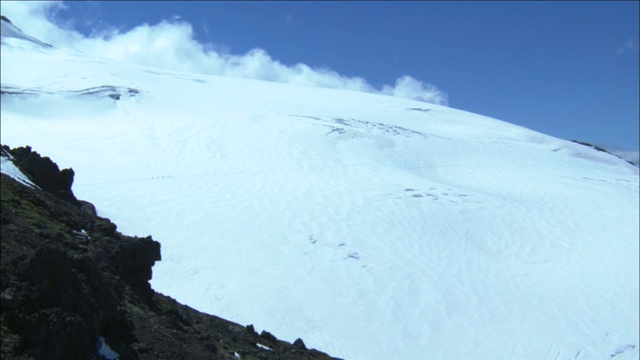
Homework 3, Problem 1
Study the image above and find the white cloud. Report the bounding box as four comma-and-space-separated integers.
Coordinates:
382, 76, 449, 105
0, 1, 448, 105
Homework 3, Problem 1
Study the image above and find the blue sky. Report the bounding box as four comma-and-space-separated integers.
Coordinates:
2, 1, 639, 154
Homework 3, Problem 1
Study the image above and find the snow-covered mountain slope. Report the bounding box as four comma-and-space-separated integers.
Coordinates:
2, 25, 638, 360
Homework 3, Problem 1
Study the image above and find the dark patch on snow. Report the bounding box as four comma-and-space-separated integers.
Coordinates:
308, 235, 318, 244
324, 128, 346, 136
571, 140, 636, 166
408, 107, 431, 112
346, 252, 360, 260
291, 114, 429, 139
400, 186, 474, 204
1, 15, 14, 25
72, 86, 140, 100
1, 85, 140, 101
609, 344, 636, 359
571, 140, 609, 153
0, 86, 40, 96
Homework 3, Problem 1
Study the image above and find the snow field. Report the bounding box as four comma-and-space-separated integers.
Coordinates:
2, 38, 638, 360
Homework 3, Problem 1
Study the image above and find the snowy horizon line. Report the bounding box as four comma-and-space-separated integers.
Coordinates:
0, 2, 449, 106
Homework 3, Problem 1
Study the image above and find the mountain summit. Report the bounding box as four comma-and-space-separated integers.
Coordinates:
1, 17, 638, 360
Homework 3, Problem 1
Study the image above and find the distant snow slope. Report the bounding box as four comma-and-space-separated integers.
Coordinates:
2, 23, 638, 360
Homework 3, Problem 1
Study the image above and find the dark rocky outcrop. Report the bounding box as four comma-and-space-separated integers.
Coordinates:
570, 140, 637, 166
1, 15, 14, 25
2, 145, 77, 203
1, 145, 338, 360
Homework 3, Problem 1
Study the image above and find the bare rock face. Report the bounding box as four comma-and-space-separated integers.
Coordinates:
112, 235, 162, 300
1, 145, 338, 360
2, 145, 77, 203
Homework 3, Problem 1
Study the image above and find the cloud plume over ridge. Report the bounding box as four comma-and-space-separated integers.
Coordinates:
1, 1, 448, 105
